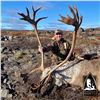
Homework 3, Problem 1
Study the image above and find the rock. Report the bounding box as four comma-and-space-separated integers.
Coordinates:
20, 73, 28, 83
6, 83, 17, 96
1, 89, 9, 98
7, 94, 13, 98
1, 36, 9, 41
1, 47, 7, 53
3, 78, 8, 84
14, 51, 26, 59
8, 36, 13, 41
1, 63, 5, 70
1, 55, 8, 62
8, 57, 13, 62
1, 73, 9, 84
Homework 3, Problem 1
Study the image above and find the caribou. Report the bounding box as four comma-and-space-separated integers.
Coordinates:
18, 5, 100, 93
18, 5, 82, 89
18, 5, 100, 94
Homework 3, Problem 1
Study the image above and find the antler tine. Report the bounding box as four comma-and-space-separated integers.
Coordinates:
79, 16, 83, 27
18, 13, 27, 21
66, 14, 73, 20
73, 5, 79, 23
18, 11, 32, 23
32, 7, 42, 20
32, 6, 35, 12
36, 17, 48, 25
32, 6, 36, 20
59, 5, 82, 28
26, 7, 30, 17
68, 5, 76, 20
35, 7, 42, 13
58, 15, 67, 23
66, 14, 74, 25
18, 13, 25, 18
59, 14, 72, 25
59, 14, 75, 26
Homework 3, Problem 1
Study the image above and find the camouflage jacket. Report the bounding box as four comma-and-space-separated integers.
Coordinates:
43, 38, 72, 64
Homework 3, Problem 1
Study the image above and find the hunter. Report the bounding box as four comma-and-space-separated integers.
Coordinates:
38, 30, 83, 65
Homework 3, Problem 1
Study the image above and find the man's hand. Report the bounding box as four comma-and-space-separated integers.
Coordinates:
38, 45, 43, 53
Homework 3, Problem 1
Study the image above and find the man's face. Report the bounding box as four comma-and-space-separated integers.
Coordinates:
55, 34, 63, 41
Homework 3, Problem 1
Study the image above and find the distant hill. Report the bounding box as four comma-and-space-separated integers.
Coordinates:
1, 27, 100, 36
85, 27, 100, 32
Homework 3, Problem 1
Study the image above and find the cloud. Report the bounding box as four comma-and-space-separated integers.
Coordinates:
1, 1, 55, 30
1, 16, 30, 30
1, 1, 73, 30
2, 23, 28, 30
29, 1, 55, 11
43, 22, 74, 30
1, 8, 20, 18
1, 14, 73, 30
1, 7, 31, 30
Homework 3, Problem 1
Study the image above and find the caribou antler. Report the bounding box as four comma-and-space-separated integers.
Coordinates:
40, 5, 83, 85
59, 5, 82, 30
18, 5, 83, 91
18, 7, 47, 72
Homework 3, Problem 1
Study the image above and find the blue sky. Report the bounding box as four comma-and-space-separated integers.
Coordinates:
1, 1, 100, 30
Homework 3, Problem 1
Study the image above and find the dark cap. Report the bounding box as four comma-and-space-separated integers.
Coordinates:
55, 29, 63, 35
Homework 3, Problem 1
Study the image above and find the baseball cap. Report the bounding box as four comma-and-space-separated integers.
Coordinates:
55, 29, 63, 35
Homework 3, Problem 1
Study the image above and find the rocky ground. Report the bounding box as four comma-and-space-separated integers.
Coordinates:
1, 29, 100, 100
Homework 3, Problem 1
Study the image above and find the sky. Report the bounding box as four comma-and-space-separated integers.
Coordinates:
1, 1, 100, 30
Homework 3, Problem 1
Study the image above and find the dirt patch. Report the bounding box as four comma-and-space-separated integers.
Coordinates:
1, 30, 100, 100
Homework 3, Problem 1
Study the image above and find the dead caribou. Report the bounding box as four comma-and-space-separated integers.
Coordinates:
18, 4, 82, 91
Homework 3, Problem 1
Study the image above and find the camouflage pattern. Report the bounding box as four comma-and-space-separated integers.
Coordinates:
43, 38, 74, 65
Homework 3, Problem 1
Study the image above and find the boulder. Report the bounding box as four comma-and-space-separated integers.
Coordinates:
1, 89, 9, 98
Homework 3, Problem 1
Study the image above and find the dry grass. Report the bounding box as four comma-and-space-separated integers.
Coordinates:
1, 29, 100, 100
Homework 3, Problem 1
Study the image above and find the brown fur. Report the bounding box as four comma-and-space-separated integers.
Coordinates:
69, 58, 100, 90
